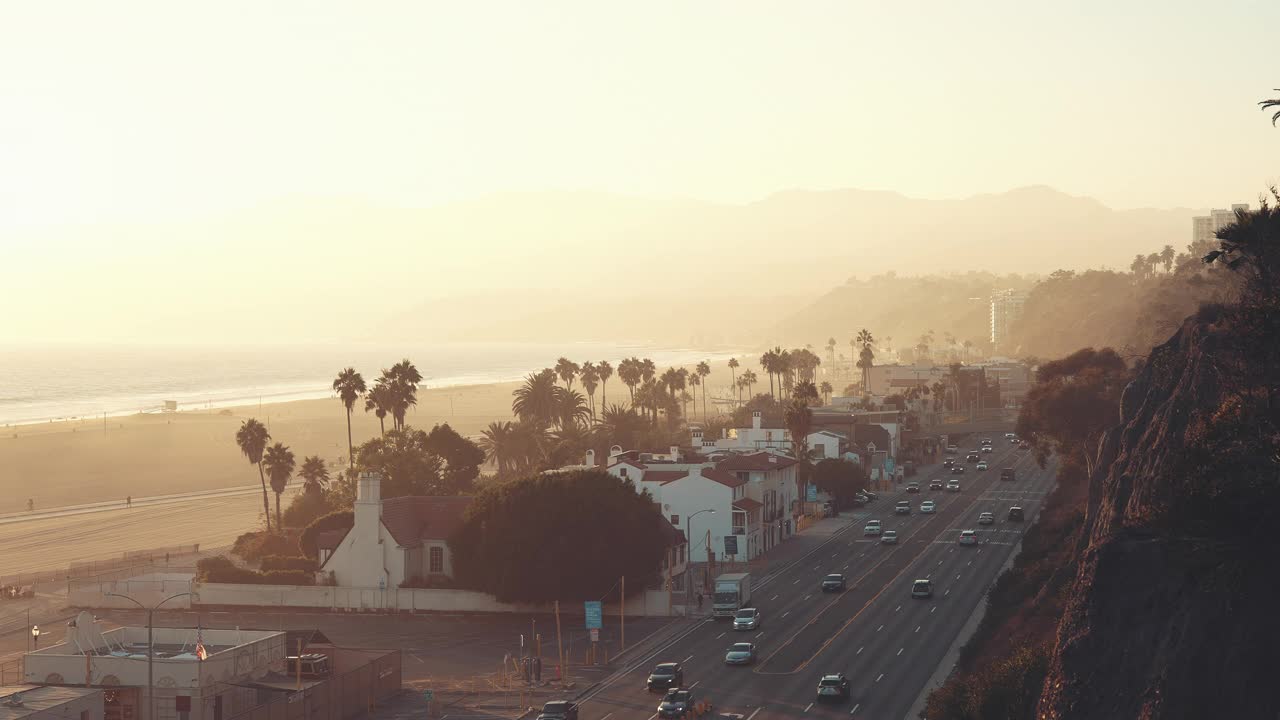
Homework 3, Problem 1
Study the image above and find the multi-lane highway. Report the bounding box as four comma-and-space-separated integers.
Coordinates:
575, 435, 1056, 720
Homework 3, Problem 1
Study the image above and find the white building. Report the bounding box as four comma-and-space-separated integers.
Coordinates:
0, 685, 102, 720
1192, 203, 1249, 245
990, 289, 1027, 349
319, 473, 472, 588
860, 365, 949, 397
24, 612, 285, 720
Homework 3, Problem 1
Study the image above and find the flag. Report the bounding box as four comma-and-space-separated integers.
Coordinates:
195, 624, 208, 661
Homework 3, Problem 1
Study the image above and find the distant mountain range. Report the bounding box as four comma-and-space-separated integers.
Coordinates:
9, 186, 1200, 345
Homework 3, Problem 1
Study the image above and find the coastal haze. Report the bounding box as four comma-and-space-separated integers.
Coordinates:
2, 3, 1279, 720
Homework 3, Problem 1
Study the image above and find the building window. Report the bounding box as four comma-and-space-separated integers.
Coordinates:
429, 546, 444, 574
670, 514, 680, 526
620, 467, 628, 478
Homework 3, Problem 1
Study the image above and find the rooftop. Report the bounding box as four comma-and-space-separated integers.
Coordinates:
380, 495, 474, 547
0, 686, 101, 720
716, 452, 797, 472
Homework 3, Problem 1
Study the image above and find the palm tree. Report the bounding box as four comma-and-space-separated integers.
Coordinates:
555, 387, 592, 430
299, 455, 330, 495
332, 368, 366, 469
618, 358, 642, 403
735, 376, 748, 403
364, 381, 393, 435
676, 367, 691, 418
727, 358, 740, 403
262, 442, 295, 530
760, 349, 777, 399
1261, 90, 1280, 126
695, 361, 711, 419
742, 370, 758, 399
236, 419, 273, 531
384, 360, 422, 431
688, 373, 701, 419
555, 358, 580, 390
597, 360, 614, 410
640, 358, 657, 384
963, 339, 973, 362
820, 381, 833, 404
580, 361, 600, 418
479, 421, 520, 475
794, 380, 819, 406
598, 404, 645, 449
1160, 244, 1176, 273
513, 369, 560, 428
784, 398, 814, 499
826, 338, 836, 370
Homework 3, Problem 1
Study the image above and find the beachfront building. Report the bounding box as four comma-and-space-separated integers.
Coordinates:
24, 612, 285, 720
0, 685, 103, 720
318, 473, 471, 588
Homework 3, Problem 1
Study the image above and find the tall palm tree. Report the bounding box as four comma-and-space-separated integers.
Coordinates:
618, 358, 642, 403
479, 421, 519, 475
262, 442, 296, 531
299, 455, 330, 495
597, 360, 614, 411
819, 381, 833, 405
760, 349, 777, 398
512, 369, 560, 428
1160, 244, 1176, 273
640, 358, 656, 384
364, 381, 393, 435
794, 380, 819, 406
554, 387, 592, 430
735, 376, 748, 403
742, 370, 758, 399
235, 419, 272, 532
688, 373, 701, 419
826, 338, 836, 370
856, 329, 875, 390
332, 367, 366, 469
580, 361, 600, 418
695, 361, 711, 419
775, 348, 793, 399
784, 399, 814, 501
555, 358, 580, 390
384, 360, 422, 431
963, 339, 973, 362
1261, 90, 1280, 126
727, 358, 740, 403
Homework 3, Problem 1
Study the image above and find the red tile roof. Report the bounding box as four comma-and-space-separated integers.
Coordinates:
642, 470, 688, 485
732, 497, 763, 511
380, 496, 474, 547
703, 468, 747, 488
316, 528, 350, 553
716, 452, 797, 472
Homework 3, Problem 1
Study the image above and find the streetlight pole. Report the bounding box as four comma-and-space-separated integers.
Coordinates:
685, 509, 715, 614
107, 592, 193, 720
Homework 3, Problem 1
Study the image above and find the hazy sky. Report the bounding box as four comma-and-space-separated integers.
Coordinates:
3, 0, 1279, 232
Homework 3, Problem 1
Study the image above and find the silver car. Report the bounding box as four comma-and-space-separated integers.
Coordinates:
880, 529, 898, 544
724, 642, 756, 665
733, 607, 760, 631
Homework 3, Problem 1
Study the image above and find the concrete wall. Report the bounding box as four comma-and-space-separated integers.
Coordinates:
69, 573, 195, 609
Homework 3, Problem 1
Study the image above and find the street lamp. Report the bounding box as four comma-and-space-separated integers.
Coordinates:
106, 592, 193, 720
685, 508, 716, 614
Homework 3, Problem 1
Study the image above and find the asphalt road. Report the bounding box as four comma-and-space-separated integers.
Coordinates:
573, 435, 1057, 720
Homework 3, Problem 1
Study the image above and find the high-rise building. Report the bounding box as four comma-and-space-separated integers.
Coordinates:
990, 289, 1026, 350
1192, 203, 1249, 245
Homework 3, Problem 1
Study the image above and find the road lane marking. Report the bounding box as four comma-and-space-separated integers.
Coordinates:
717, 632, 725, 639
945, 589, 951, 596
794, 579, 800, 584
850, 704, 860, 715
926, 573, 931, 579
931, 606, 936, 613
746, 710, 762, 720
832, 552, 838, 558
937, 560, 943, 565
857, 646, 863, 655
967, 561, 972, 567
894, 605, 901, 612
783, 611, 790, 618
915, 625, 921, 633
600, 714, 613, 720
689, 681, 700, 688
684, 654, 694, 662
771, 595, 779, 601
805, 595, 812, 600
756, 631, 765, 638
876, 673, 884, 683
876, 624, 883, 632
804, 703, 814, 712
956, 574, 962, 580
814, 565, 820, 570
648, 715, 658, 720
897, 647, 904, 656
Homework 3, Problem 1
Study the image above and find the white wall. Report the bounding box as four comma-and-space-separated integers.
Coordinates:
657, 471, 734, 562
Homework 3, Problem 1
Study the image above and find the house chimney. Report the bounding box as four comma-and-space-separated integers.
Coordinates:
752, 411, 762, 430
689, 465, 701, 478
608, 444, 624, 465
670, 445, 680, 461
585, 449, 595, 467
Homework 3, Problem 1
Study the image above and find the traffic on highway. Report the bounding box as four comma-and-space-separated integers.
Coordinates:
572, 434, 1055, 720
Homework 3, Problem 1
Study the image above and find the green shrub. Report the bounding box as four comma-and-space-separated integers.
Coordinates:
231, 531, 298, 563
281, 491, 334, 529
260, 555, 318, 573
195, 555, 315, 586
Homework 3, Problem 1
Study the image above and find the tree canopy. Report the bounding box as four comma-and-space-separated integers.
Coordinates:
449, 469, 668, 602
810, 458, 868, 509
354, 427, 460, 498
1015, 347, 1130, 474
424, 423, 485, 492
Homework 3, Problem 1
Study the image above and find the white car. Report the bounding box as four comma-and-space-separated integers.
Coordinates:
920, 500, 936, 514
981, 446, 993, 453
733, 607, 761, 631
946, 444, 958, 453
864, 521, 882, 536
976, 461, 988, 471
1004, 432, 1016, 439
958, 530, 978, 546
880, 529, 898, 544
946, 480, 961, 492
978, 512, 995, 525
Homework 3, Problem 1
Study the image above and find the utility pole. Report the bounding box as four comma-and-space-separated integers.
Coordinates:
554, 601, 565, 681
620, 576, 625, 653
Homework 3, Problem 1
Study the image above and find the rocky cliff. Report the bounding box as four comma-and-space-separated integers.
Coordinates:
1038, 306, 1280, 719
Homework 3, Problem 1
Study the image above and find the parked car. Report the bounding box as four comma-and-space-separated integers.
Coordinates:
959, 530, 979, 546
724, 643, 756, 665
647, 663, 684, 691
821, 573, 846, 592
657, 689, 696, 718
920, 500, 936, 514
978, 512, 995, 525
1008, 506, 1025, 521
929, 480, 943, 491
538, 702, 579, 720
905, 482, 921, 494
895, 500, 911, 515
946, 444, 958, 453
880, 530, 898, 544
863, 520, 882, 536
911, 579, 933, 598
816, 673, 851, 702
733, 607, 761, 631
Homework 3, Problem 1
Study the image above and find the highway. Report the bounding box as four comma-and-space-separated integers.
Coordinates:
575, 435, 1056, 720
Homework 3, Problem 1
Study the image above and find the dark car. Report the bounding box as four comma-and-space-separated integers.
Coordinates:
966, 453, 980, 463
816, 673, 850, 702
929, 480, 943, 491
1000, 467, 1016, 482
950, 465, 965, 474
538, 702, 579, 720
905, 482, 921, 493
647, 663, 684, 692
821, 573, 846, 592
1008, 506, 1025, 521
942, 459, 955, 468
657, 689, 695, 718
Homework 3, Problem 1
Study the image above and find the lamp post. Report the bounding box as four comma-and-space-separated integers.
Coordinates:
106, 592, 193, 720
685, 509, 715, 614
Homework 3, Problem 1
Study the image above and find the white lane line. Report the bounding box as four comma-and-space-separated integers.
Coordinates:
805, 595, 812, 601
894, 605, 901, 612
684, 654, 694, 662
857, 646, 863, 655
876, 624, 884, 632
945, 589, 951, 596
600, 714, 613, 720
793, 579, 800, 584
746, 709, 762, 720
771, 595, 779, 601
832, 552, 838, 558
926, 573, 931, 579
804, 702, 814, 712
876, 673, 884, 683
915, 625, 921, 633
967, 560, 973, 567
716, 632, 725, 639
689, 681, 700, 689
937, 560, 943, 565
814, 565, 820, 570
756, 631, 765, 639
931, 606, 937, 613
648, 715, 658, 720
897, 647, 904, 656
783, 611, 790, 618
850, 703, 860, 715
956, 574, 962, 580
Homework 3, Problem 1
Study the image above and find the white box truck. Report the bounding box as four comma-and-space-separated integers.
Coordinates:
712, 573, 752, 618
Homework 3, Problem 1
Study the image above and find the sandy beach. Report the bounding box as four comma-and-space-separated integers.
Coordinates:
0, 380, 522, 514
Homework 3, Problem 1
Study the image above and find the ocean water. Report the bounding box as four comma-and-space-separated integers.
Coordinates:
0, 341, 743, 426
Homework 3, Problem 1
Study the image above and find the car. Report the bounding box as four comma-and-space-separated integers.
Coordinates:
976, 461, 988, 471
911, 579, 933, 598
538, 702, 579, 720
946, 480, 961, 491
978, 512, 995, 525
966, 453, 980, 462
821, 573, 846, 592
950, 466, 965, 475
880, 529, 898, 544
724, 643, 756, 665
657, 689, 695, 718
895, 500, 911, 515
816, 673, 850, 701
929, 480, 943, 491
905, 482, 921, 493
981, 438, 993, 447
959, 530, 979, 546
852, 494, 869, 506
946, 444, 958, 453
920, 500, 936, 514
982, 446, 993, 454
863, 520, 882, 536
1008, 506, 1025, 521
646, 663, 684, 692
942, 458, 955, 468
733, 607, 760, 631
1004, 432, 1016, 439
861, 490, 879, 501
1000, 468, 1016, 481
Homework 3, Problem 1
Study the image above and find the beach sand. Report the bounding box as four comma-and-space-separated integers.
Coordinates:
0, 380, 522, 514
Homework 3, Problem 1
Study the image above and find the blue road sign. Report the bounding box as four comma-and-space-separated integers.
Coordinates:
584, 601, 603, 629
806, 484, 818, 502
